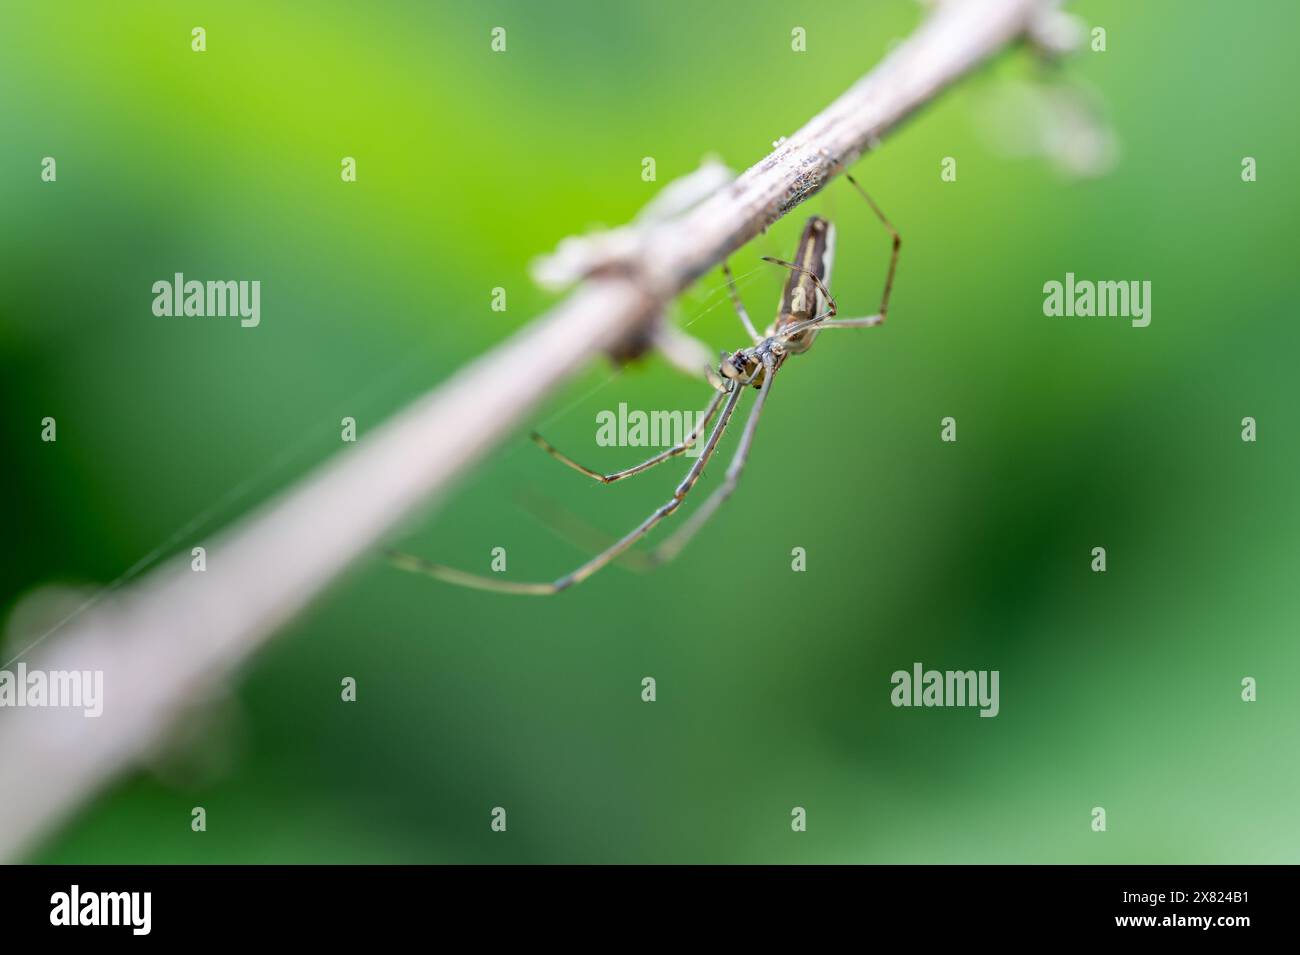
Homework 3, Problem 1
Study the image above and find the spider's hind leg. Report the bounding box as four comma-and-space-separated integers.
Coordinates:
844, 172, 902, 322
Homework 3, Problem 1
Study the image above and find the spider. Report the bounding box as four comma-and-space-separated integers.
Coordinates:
390, 174, 900, 594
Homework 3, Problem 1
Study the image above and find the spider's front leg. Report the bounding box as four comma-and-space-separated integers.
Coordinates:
652, 354, 779, 564
388, 376, 751, 595
529, 383, 726, 485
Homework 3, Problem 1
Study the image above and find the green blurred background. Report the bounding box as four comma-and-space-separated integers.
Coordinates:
2, 0, 1297, 863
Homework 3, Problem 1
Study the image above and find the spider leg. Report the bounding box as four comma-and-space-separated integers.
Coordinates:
651, 357, 778, 565
515, 487, 658, 572
803, 315, 884, 330
388, 380, 749, 595
772, 175, 902, 338
721, 260, 762, 343
845, 172, 902, 321
775, 311, 883, 349
531, 385, 727, 484
760, 256, 838, 319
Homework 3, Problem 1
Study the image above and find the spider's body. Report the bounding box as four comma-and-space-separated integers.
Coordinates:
390, 175, 899, 595
719, 215, 836, 389
774, 215, 835, 352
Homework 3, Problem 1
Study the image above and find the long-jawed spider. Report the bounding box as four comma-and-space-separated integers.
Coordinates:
390, 174, 900, 594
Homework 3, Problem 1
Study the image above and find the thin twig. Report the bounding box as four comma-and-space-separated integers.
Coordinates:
0, 0, 1062, 861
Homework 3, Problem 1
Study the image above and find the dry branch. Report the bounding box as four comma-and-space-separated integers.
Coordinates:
0, 0, 1065, 860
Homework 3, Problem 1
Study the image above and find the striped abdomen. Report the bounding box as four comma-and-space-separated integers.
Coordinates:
775, 216, 835, 353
